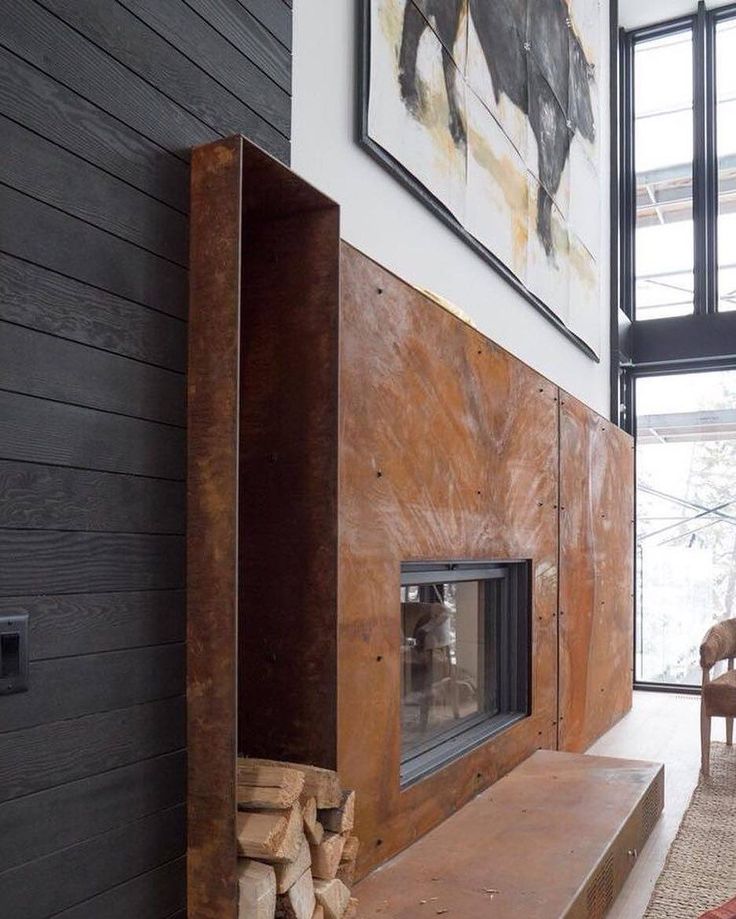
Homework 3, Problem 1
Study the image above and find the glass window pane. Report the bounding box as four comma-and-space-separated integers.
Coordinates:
636, 370, 736, 686
716, 19, 736, 311
401, 580, 497, 757
634, 30, 695, 320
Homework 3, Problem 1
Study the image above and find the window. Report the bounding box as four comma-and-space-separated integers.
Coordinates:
716, 17, 736, 311
636, 369, 736, 687
634, 29, 695, 319
399, 561, 530, 785
623, 6, 736, 320
619, 6, 736, 693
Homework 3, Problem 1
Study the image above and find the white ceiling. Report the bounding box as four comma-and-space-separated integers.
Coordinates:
619, 0, 734, 30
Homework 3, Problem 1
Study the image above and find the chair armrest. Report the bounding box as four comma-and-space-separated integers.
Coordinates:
700, 620, 736, 669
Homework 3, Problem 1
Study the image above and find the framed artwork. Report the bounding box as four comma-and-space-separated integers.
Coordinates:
359, 0, 605, 359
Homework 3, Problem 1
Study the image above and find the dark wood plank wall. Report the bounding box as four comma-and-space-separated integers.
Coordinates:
0, 2, 291, 916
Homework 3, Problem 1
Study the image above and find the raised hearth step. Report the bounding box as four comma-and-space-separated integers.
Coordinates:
354, 749, 664, 919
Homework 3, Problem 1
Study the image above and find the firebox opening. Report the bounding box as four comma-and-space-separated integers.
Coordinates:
400, 560, 532, 786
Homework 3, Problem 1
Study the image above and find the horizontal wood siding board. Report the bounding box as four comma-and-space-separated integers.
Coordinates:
0, 322, 185, 426
184, 0, 291, 91
0, 805, 185, 919
0, 47, 189, 212
0, 752, 185, 873
238, 0, 292, 48
0, 531, 184, 597
47, 857, 186, 919
121, 0, 291, 109
0, 461, 185, 533
0, 254, 186, 372
0, 696, 185, 802
0, 1, 215, 159
0, 391, 186, 479
0, 644, 185, 734
0, 115, 188, 265
38, 0, 289, 158
0, 186, 187, 318
0, 591, 185, 661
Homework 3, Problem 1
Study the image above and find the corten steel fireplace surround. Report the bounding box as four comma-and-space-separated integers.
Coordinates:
187, 136, 635, 919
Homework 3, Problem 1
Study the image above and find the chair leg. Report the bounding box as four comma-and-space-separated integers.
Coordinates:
701, 707, 712, 776
727, 717, 734, 747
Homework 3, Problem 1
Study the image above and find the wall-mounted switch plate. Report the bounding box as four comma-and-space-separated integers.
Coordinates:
0, 614, 29, 695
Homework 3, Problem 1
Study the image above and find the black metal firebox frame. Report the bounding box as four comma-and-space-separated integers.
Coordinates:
399, 560, 532, 786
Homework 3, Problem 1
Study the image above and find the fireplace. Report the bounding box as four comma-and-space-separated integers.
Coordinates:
186, 138, 636, 912
400, 561, 531, 785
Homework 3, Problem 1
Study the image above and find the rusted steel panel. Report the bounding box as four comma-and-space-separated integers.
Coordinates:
354, 749, 663, 918
189, 137, 636, 900
188, 136, 340, 916
187, 136, 243, 919
337, 244, 560, 876
558, 393, 634, 753
239, 203, 341, 767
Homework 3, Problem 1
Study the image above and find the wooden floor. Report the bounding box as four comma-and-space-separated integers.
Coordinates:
588, 690, 726, 919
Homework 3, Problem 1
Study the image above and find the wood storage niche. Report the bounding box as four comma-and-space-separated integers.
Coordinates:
187, 136, 634, 918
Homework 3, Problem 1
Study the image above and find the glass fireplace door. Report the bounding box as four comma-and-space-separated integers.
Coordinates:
399, 561, 530, 785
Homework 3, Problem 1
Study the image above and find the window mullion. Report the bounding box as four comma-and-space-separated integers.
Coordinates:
693, 1, 710, 316
620, 30, 635, 321
704, 9, 719, 314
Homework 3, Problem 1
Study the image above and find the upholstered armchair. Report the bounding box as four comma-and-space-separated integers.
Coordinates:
700, 618, 736, 776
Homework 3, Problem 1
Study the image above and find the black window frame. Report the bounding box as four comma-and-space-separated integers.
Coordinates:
619, 2, 736, 326
615, 1, 736, 695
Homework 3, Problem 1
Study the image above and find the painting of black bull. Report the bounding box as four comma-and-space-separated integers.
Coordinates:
398, 0, 596, 257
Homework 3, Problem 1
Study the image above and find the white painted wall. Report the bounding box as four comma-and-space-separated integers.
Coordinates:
291, 0, 612, 417
619, 0, 733, 29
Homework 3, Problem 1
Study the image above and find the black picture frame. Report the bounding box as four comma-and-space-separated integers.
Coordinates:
356, 0, 601, 363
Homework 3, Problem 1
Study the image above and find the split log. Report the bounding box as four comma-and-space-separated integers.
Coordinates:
341, 836, 360, 862
314, 878, 351, 919
242, 758, 342, 808
238, 860, 276, 919
302, 797, 324, 846
275, 868, 316, 919
310, 832, 346, 880
237, 762, 305, 809
342, 836, 360, 862
335, 858, 355, 888
275, 836, 311, 895
319, 790, 355, 834
237, 803, 303, 863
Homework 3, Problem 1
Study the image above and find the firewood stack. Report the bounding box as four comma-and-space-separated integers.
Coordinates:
236, 757, 360, 919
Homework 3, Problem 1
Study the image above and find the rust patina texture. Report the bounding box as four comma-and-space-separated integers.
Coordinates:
337, 245, 560, 875
189, 138, 636, 902
189, 136, 341, 917
558, 393, 635, 752
354, 749, 663, 918
239, 197, 341, 767
188, 136, 243, 919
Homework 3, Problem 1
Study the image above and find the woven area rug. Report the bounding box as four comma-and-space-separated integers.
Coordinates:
644, 742, 736, 919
